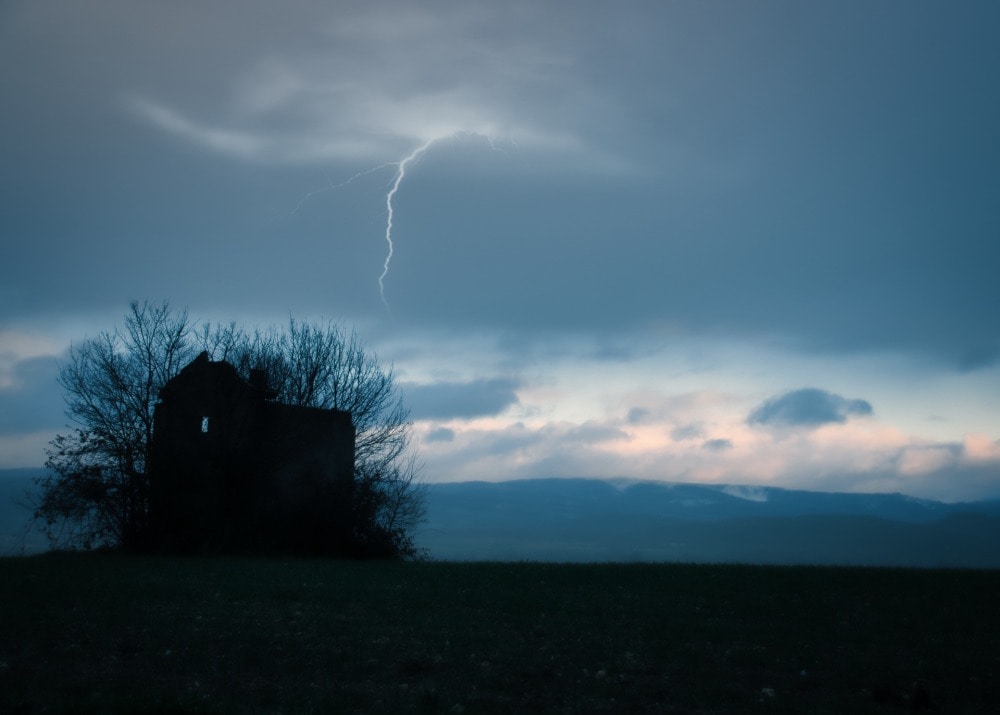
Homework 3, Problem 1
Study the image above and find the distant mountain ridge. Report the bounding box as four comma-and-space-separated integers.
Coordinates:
424, 477, 1000, 525
416, 478, 1000, 567
8, 470, 1000, 565
0, 468, 47, 555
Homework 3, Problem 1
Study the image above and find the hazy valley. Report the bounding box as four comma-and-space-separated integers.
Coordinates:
6, 469, 1000, 566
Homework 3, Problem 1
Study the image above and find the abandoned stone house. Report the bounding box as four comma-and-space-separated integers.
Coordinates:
148, 352, 356, 552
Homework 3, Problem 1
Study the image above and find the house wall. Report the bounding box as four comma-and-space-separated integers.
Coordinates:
148, 354, 355, 553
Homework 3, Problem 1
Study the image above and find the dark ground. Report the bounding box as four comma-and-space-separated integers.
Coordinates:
2, 554, 998, 713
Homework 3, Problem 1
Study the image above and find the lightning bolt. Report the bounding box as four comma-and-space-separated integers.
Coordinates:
291, 131, 507, 312
289, 162, 394, 216
380, 138, 437, 310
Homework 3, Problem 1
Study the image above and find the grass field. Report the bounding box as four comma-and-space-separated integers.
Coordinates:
2, 555, 998, 713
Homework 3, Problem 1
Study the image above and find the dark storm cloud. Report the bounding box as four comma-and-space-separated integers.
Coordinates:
702, 438, 733, 452
403, 378, 520, 420
0, 356, 64, 434
748, 389, 873, 429
371, 4, 1000, 366
1, 1, 998, 368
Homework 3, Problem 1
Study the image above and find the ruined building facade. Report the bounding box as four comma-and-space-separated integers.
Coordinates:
148, 352, 356, 553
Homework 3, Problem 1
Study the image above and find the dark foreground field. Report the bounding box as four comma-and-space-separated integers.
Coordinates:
2, 555, 998, 713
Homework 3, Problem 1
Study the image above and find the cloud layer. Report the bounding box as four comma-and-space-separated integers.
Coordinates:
402, 378, 520, 420
1, 2, 998, 500
748, 389, 873, 429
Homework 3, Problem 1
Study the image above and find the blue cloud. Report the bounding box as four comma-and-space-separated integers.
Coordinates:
425, 427, 455, 443
627, 407, 652, 425
403, 378, 520, 420
560, 421, 629, 445
702, 438, 733, 452
671, 423, 704, 441
0, 356, 64, 434
957, 342, 1000, 372
748, 388, 873, 429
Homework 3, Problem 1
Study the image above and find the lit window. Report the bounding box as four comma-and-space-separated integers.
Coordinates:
201, 416, 209, 433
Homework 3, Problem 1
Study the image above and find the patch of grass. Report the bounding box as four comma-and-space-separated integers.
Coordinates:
2, 554, 999, 712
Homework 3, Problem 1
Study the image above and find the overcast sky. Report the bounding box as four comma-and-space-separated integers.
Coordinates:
2, 1, 999, 501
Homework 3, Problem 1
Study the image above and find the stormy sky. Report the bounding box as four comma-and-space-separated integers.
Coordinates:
2, 1, 999, 501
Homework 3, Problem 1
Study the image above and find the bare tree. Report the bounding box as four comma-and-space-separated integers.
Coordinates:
38, 301, 194, 548
37, 301, 425, 556
364, 453, 428, 552
207, 317, 425, 556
